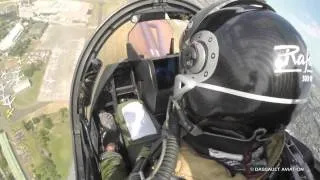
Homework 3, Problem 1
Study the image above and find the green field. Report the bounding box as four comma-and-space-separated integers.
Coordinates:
47, 110, 72, 179
8, 108, 72, 179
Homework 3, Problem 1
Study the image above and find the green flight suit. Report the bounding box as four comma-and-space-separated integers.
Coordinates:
100, 151, 128, 180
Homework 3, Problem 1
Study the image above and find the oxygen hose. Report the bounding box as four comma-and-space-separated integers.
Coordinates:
153, 111, 180, 180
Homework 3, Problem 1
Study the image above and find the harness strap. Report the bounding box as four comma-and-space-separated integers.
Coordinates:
282, 133, 315, 180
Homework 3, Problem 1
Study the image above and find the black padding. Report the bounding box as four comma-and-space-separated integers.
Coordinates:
291, 135, 314, 168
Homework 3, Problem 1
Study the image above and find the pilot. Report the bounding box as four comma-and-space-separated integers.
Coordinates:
99, 1, 317, 179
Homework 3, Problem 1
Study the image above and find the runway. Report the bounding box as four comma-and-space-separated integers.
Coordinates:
37, 25, 87, 102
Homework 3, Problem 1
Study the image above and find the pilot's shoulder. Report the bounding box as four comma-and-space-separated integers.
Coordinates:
175, 143, 246, 180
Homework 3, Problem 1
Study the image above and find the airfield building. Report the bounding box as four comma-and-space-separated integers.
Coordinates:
13, 79, 31, 93
0, 23, 24, 51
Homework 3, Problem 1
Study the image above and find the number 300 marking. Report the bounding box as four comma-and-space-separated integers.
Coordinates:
302, 75, 313, 82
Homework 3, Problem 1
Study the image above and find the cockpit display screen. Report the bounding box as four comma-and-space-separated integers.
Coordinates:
154, 57, 178, 90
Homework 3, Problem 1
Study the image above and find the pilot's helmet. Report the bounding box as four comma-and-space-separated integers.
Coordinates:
175, 0, 313, 138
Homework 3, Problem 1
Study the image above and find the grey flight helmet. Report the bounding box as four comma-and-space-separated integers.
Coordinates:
173, 0, 312, 151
